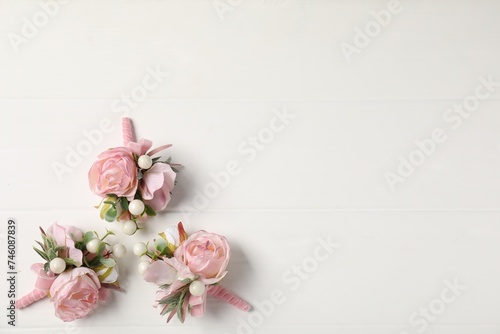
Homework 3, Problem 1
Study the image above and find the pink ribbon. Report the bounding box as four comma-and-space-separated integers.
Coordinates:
188, 284, 251, 317
16, 263, 56, 309
207, 285, 251, 312
122, 118, 173, 158
122, 117, 135, 146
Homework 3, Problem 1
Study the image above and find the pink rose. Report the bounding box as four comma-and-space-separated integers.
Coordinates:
46, 223, 83, 267
174, 231, 230, 284
88, 147, 138, 198
50, 267, 102, 322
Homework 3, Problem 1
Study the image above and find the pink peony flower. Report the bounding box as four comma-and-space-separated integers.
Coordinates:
46, 223, 83, 267
88, 147, 138, 198
174, 231, 230, 284
49, 267, 102, 322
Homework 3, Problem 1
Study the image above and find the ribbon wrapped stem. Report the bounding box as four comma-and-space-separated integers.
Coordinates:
122, 117, 135, 146
207, 285, 251, 312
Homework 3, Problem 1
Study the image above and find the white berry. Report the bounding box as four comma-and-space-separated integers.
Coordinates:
138, 155, 153, 169
133, 242, 147, 256
122, 220, 138, 235
138, 261, 150, 274
128, 199, 145, 216
189, 280, 206, 296
86, 238, 101, 253
49, 258, 66, 274
112, 243, 127, 258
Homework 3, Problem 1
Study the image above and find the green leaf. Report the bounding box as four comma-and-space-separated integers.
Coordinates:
97, 242, 106, 255
119, 197, 129, 211
47, 238, 56, 249
70, 232, 82, 242
53, 246, 66, 252
177, 304, 184, 323
64, 258, 77, 266
87, 257, 102, 268
145, 205, 156, 217
100, 257, 116, 268
83, 231, 94, 244
152, 157, 161, 163
171, 167, 179, 173
104, 206, 118, 222
33, 247, 49, 261
159, 283, 172, 289
103, 201, 117, 207
177, 288, 188, 323
160, 303, 177, 316
35, 241, 46, 252
158, 291, 183, 305
180, 278, 192, 284
165, 156, 172, 164
47, 249, 57, 261
43, 262, 50, 272
154, 238, 167, 253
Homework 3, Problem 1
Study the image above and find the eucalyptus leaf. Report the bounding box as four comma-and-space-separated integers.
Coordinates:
145, 205, 156, 217
100, 257, 116, 268
119, 197, 129, 211
104, 206, 118, 222
97, 242, 106, 255
83, 231, 94, 244
154, 238, 167, 252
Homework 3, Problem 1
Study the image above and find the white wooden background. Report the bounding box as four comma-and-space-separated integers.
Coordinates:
1, 1, 500, 333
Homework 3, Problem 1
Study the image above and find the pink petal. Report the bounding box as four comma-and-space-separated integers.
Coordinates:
143, 261, 177, 286
140, 164, 166, 200
128, 138, 153, 156
99, 288, 111, 303
145, 188, 168, 211
145, 167, 176, 210
68, 247, 83, 267
47, 223, 67, 247
189, 291, 207, 317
